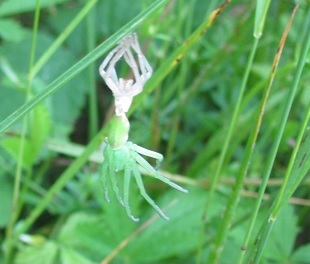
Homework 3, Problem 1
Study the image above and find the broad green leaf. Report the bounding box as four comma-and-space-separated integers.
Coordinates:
263, 205, 298, 262
126, 188, 224, 262
28, 103, 51, 159
60, 247, 96, 264
0, 0, 67, 17
1, 137, 36, 169
58, 212, 118, 262
0, 19, 26, 42
0, 85, 25, 124
1, 103, 51, 168
291, 244, 310, 263
15, 241, 59, 264
0, 31, 88, 137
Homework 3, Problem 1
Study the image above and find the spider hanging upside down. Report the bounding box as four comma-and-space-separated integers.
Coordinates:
99, 33, 188, 222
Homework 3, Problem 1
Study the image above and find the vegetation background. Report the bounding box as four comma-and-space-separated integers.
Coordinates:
0, 0, 309, 263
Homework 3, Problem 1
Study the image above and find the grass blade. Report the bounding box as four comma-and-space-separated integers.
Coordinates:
4, 1, 42, 262
240, 4, 310, 263
250, 97, 310, 264
129, 0, 231, 115
207, 2, 301, 262
254, 0, 271, 38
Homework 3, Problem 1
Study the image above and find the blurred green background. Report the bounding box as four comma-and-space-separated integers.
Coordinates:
0, 0, 309, 263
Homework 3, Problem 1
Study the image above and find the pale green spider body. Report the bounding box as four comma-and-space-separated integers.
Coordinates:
101, 115, 188, 222
99, 33, 187, 221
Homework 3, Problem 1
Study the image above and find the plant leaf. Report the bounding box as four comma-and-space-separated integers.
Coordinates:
0, 0, 67, 17
126, 188, 224, 262
15, 241, 59, 264
0, 19, 26, 42
60, 247, 96, 264
262, 205, 298, 262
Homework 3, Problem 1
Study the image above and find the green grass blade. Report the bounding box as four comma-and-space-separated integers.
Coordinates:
129, 0, 231, 115
30, 0, 98, 79
205, 37, 259, 264
203, 2, 302, 262
251, 99, 310, 264
4, 1, 41, 263
0, 0, 170, 134
207, 3, 300, 264
86, 7, 98, 139
240, 5, 310, 263
0, 0, 66, 17
254, 0, 271, 38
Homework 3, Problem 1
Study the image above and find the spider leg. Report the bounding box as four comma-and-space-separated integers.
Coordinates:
123, 49, 143, 97
99, 46, 119, 76
132, 161, 169, 220
124, 48, 141, 83
131, 150, 188, 193
99, 45, 128, 95
100, 34, 133, 73
124, 163, 140, 222
104, 34, 134, 78
139, 54, 153, 82
105, 46, 127, 77
132, 33, 153, 82
107, 148, 125, 206
100, 159, 110, 203
110, 67, 118, 84
129, 142, 163, 169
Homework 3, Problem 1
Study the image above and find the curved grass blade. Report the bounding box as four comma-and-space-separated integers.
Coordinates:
249, 99, 310, 264
129, 0, 231, 115
254, 0, 271, 38
0, 0, 170, 134
241, 4, 310, 263
4, 1, 42, 262
30, 0, 98, 79
205, 2, 301, 264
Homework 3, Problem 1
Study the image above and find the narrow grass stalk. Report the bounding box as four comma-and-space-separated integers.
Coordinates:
202, 37, 259, 264
207, 3, 300, 263
4, 1, 41, 263
15, 127, 106, 236
239, 4, 310, 263
285, 128, 310, 199
86, 7, 98, 139
30, 0, 98, 79
130, 0, 231, 115
149, 0, 176, 152
164, 0, 193, 165
251, 93, 310, 264
253, 0, 271, 38
0, 0, 170, 134
195, 1, 260, 258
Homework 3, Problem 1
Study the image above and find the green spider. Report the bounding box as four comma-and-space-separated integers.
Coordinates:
101, 115, 187, 221
99, 33, 188, 221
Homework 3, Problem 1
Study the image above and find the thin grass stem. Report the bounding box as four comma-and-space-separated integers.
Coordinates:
86, 7, 98, 139
4, 1, 41, 263
239, 3, 310, 263
207, 2, 300, 263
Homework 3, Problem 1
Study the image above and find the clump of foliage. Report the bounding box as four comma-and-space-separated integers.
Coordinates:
0, 0, 309, 263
